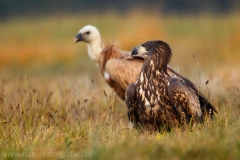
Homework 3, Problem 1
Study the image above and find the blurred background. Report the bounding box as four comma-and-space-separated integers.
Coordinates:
0, 0, 240, 94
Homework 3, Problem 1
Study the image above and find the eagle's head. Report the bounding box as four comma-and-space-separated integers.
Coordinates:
131, 40, 172, 68
74, 25, 100, 44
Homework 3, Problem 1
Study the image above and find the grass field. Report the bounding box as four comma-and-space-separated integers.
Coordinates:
0, 11, 240, 159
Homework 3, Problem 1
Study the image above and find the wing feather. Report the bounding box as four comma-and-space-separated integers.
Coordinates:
167, 67, 217, 117
167, 77, 203, 123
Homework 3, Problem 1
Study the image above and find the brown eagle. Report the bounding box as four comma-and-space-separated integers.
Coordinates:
125, 40, 214, 131
74, 25, 217, 118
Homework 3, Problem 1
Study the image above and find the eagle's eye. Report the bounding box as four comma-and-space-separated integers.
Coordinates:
143, 45, 149, 50
86, 31, 90, 35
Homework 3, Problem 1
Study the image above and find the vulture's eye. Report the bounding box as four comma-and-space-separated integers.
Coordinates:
86, 31, 90, 35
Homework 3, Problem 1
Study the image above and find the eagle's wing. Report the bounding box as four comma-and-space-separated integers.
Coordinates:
125, 83, 138, 128
167, 77, 203, 123
167, 67, 217, 118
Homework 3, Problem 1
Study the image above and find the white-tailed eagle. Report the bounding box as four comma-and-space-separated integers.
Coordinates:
125, 40, 215, 131
74, 25, 217, 119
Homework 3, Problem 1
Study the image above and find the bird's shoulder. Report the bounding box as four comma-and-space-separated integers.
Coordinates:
168, 76, 193, 102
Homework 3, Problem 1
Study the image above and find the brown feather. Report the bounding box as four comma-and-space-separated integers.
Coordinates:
97, 43, 142, 99
99, 44, 122, 74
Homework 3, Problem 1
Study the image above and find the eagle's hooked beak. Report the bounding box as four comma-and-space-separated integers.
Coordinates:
131, 45, 147, 59
131, 46, 139, 56
74, 33, 84, 43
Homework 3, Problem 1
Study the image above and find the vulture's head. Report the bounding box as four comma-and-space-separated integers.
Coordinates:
131, 40, 172, 67
74, 25, 102, 62
74, 25, 100, 44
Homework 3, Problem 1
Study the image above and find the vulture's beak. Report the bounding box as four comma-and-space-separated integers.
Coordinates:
74, 33, 83, 43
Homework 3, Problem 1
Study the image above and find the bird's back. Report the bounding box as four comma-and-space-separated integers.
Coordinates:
99, 44, 143, 99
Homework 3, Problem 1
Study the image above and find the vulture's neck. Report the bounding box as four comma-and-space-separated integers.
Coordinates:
87, 37, 103, 62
